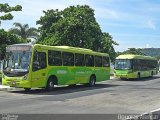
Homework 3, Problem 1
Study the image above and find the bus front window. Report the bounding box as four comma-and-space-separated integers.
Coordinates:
3, 50, 31, 77
115, 59, 132, 70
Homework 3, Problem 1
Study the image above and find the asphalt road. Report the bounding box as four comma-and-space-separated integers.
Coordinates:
0, 74, 160, 119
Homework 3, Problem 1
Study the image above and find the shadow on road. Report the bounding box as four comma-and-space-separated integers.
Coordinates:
118, 75, 160, 82
8, 83, 120, 95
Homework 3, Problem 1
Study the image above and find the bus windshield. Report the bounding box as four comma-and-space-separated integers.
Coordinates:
115, 59, 132, 70
3, 45, 32, 76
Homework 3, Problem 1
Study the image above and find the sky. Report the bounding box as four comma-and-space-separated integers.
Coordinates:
1, 0, 160, 51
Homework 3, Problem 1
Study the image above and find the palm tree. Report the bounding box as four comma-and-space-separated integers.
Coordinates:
9, 22, 38, 42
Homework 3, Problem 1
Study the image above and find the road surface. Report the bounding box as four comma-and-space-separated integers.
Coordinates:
0, 74, 160, 119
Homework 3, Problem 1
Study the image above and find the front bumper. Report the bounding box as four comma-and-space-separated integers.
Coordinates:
114, 73, 137, 79
2, 78, 31, 88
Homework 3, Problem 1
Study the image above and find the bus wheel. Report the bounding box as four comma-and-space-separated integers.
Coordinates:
151, 71, 153, 77
88, 75, 96, 87
120, 77, 125, 80
69, 84, 76, 87
46, 78, 55, 92
137, 73, 141, 80
24, 88, 31, 92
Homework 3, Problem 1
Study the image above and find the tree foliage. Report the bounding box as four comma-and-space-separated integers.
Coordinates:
37, 5, 118, 62
0, 3, 22, 24
0, 3, 22, 60
100, 33, 119, 61
0, 29, 21, 59
118, 48, 146, 56
141, 48, 160, 57
9, 22, 38, 42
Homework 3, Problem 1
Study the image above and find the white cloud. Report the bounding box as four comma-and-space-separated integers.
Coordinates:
1, 0, 91, 30
145, 44, 151, 48
10, 0, 90, 17
147, 20, 156, 30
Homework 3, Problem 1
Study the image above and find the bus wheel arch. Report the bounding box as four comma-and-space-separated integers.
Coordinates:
88, 74, 96, 87
45, 75, 58, 91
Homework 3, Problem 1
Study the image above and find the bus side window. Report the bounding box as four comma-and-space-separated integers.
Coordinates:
132, 60, 136, 70
85, 55, 94, 67
95, 56, 102, 67
75, 53, 85, 66
33, 51, 46, 71
102, 56, 110, 67
62, 52, 74, 66
48, 50, 62, 66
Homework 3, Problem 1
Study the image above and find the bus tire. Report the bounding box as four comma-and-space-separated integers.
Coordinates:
24, 88, 31, 92
88, 75, 96, 87
137, 73, 141, 80
69, 84, 76, 87
120, 77, 126, 80
45, 77, 55, 92
151, 71, 153, 77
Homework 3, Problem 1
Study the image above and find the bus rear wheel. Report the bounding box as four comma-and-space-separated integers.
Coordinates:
88, 75, 96, 87
45, 78, 55, 92
137, 73, 141, 80
151, 71, 153, 77
24, 88, 31, 92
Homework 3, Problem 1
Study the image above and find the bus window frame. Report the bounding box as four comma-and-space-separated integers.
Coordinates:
32, 50, 47, 72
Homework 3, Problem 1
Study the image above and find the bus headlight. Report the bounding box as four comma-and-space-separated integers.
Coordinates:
23, 74, 28, 80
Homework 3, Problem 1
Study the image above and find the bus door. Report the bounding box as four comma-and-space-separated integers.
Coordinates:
31, 50, 47, 87
74, 53, 87, 83
102, 56, 110, 80
59, 52, 75, 85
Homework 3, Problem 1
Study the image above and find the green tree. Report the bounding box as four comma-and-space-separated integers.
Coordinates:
0, 3, 22, 24
100, 33, 119, 62
156, 56, 160, 60
9, 22, 38, 42
37, 5, 118, 62
0, 3, 22, 60
0, 29, 21, 59
120, 48, 146, 55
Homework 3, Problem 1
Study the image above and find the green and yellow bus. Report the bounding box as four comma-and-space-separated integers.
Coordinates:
2, 44, 110, 91
114, 54, 158, 80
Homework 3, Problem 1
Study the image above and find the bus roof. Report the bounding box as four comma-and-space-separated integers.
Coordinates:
116, 54, 157, 60
6, 44, 109, 56
7, 43, 33, 47
34, 44, 109, 56
6, 43, 33, 51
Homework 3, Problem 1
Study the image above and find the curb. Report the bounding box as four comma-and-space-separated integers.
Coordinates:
0, 85, 15, 91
